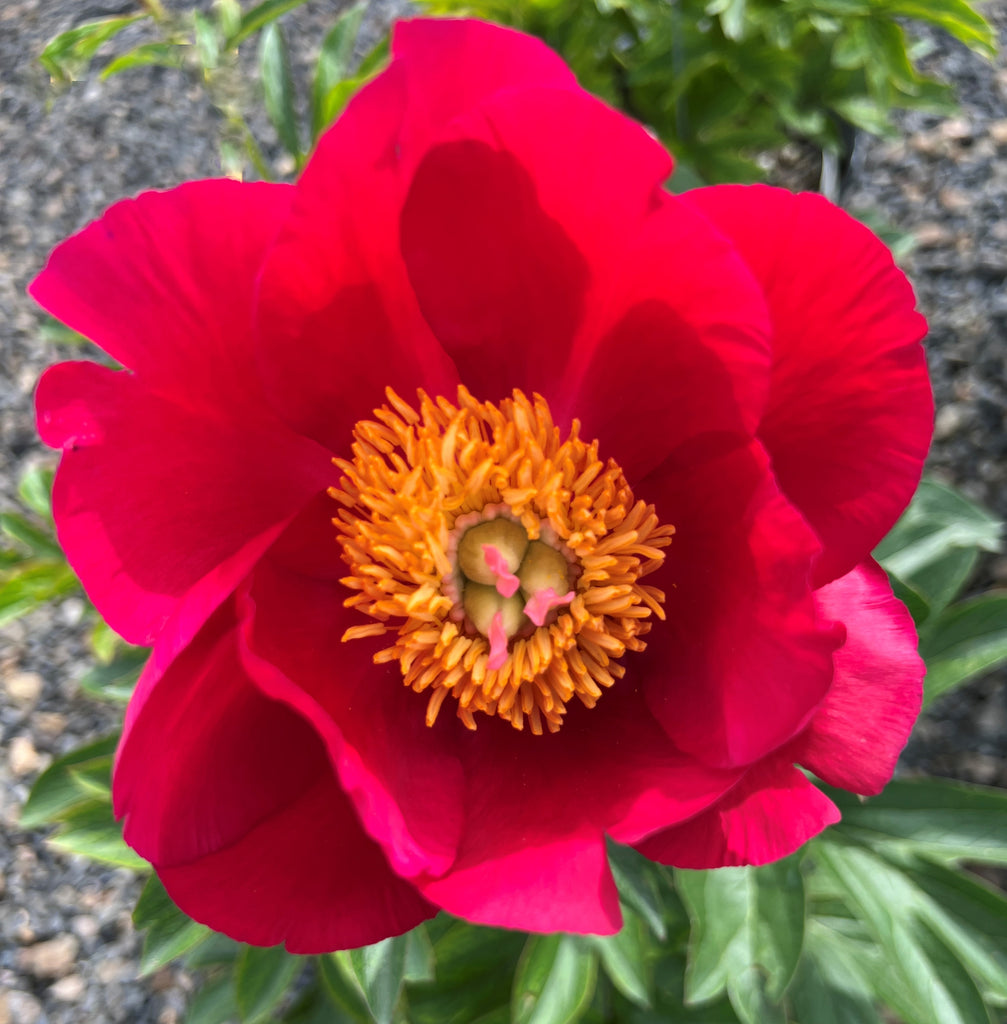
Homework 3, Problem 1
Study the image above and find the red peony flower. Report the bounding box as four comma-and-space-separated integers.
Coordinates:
31, 19, 932, 951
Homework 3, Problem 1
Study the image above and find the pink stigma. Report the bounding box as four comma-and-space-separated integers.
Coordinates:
524, 587, 575, 627
487, 611, 509, 670
482, 544, 521, 598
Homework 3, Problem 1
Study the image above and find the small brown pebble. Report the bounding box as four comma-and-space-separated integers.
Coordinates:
0, 990, 43, 1024
49, 974, 86, 1002
913, 222, 955, 249
17, 934, 80, 979
8, 736, 41, 777
31, 711, 67, 739
2, 670, 43, 706
990, 119, 1007, 145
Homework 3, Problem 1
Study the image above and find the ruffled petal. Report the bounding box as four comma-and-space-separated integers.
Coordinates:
639, 441, 842, 768
636, 757, 840, 868
682, 185, 932, 585
788, 560, 923, 795
399, 86, 671, 406
36, 361, 329, 645
237, 560, 466, 881
116, 602, 433, 952
29, 180, 293, 414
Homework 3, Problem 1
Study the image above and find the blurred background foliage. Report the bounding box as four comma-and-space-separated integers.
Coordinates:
13, 0, 1007, 1022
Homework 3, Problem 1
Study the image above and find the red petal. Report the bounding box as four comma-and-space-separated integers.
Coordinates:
567, 194, 772, 482
399, 85, 671, 403
636, 757, 840, 868
36, 362, 328, 645
29, 180, 293, 414
788, 560, 923, 795
640, 441, 842, 768
116, 603, 433, 952
682, 185, 932, 585
237, 561, 466, 880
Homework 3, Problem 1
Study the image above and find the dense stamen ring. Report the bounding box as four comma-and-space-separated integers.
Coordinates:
329, 386, 674, 735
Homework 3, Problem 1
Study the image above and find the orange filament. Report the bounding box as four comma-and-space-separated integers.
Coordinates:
328, 386, 675, 735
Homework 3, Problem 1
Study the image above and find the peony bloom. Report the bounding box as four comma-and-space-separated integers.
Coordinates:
32, 19, 932, 951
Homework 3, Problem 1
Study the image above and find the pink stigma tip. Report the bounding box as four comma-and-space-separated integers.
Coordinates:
482, 544, 521, 598
523, 587, 575, 627
487, 611, 509, 670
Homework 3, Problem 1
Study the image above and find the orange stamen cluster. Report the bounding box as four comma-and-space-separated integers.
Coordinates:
329, 386, 675, 735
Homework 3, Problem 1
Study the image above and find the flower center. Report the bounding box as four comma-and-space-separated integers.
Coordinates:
329, 387, 674, 734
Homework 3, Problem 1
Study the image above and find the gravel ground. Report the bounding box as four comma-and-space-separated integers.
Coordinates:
1, 2, 1006, 1021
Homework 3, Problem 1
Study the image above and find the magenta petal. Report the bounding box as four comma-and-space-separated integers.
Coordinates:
115, 603, 433, 952
36, 361, 329, 645
682, 185, 932, 585
238, 561, 466, 880
788, 559, 924, 795
641, 441, 841, 767
29, 180, 294, 413
636, 757, 840, 868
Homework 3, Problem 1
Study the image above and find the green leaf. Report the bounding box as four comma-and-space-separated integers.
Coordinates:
193, 11, 221, 70
404, 924, 436, 984
39, 317, 90, 347
215, 0, 243, 45
235, 944, 302, 1023
787, 921, 882, 1024
317, 953, 373, 1022
588, 907, 651, 1008
920, 592, 1007, 704
335, 935, 409, 1024
827, 778, 1007, 865
40, 15, 145, 82
512, 934, 598, 1024
101, 42, 184, 79
0, 512, 62, 559
816, 843, 993, 1024
883, 0, 996, 58
227, 0, 313, 47
607, 840, 669, 941
0, 560, 79, 626
79, 645, 148, 703
17, 465, 54, 520
259, 22, 301, 160
676, 856, 805, 1006
48, 801, 147, 869
407, 921, 524, 1024
20, 733, 119, 829
726, 967, 785, 1024
186, 974, 240, 1024
133, 875, 211, 975
311, 1, 366, 139
875, 479, 1002, 619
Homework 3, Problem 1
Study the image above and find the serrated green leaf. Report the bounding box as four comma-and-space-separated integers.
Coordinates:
235, 944, 302, 1023
311, 1, 366, 138
588, 907, 651, 1008
920, 592, 1007, 704
0, 512, 62, 559
676, 856, 804, 1005
20, 733, 119, 829
512, 934, 598, 1024
259, 22, 301, 160
227, 0, 313, 47
827, 778, 1007, 865
186, 974, 240, 1024
17, 465, 54, 520
48, 800, 147, 869
78, 645, 148, 703
101, 41, 185, 79
40, 15, 145, 82
133, 875, 211, 975
335, 934, 409, 1024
